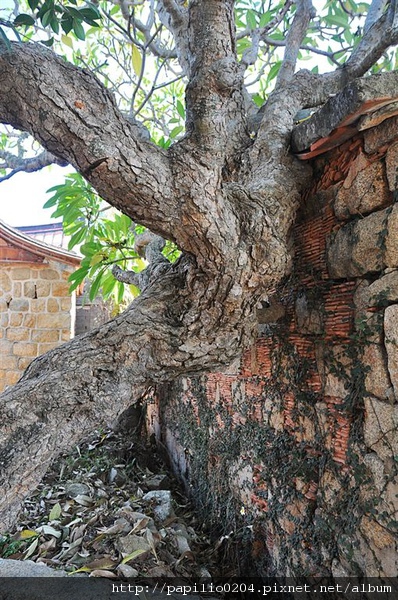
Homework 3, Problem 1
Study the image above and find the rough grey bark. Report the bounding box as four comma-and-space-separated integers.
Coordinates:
0, 0, 397, 530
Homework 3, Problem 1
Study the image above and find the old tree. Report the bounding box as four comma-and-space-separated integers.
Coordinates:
0, 0, 398, 530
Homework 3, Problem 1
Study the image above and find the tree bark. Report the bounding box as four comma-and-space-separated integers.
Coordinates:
2, 0, 392, 530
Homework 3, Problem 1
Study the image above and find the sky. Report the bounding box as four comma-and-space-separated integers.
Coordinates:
0, 165, 72, 227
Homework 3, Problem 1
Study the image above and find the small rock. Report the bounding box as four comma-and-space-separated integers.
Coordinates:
117, 564, 139, 578
145, 474, 170, 490
143, 490, 173, 521
117, 533, 151, 556
65, 482, 91, 498
0, 558, 67, 577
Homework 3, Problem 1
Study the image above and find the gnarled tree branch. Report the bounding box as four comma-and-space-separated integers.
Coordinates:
0, 149, 67, 182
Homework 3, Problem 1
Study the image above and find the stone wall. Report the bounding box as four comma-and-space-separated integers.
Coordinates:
0, 261, 75, 392
148, 123, 398, 577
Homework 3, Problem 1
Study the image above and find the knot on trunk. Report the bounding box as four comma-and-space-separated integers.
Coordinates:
112, 232, 172, 291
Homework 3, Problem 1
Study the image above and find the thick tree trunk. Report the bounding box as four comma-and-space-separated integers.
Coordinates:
0, 14, 313, 529
0, 252, 270, 530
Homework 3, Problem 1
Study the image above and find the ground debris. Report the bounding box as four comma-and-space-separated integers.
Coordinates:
0, 429, 223, 585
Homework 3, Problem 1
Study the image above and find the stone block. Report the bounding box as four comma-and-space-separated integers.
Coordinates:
31, 329, 60, 343
364, 397, 398, 461
61, 329, 71, 341
0, 355, 18, 370
0, 340, 13, 355
37, 313, 70, 329
366, 270, 398, 306
24, 282, 37, 298
0, 271, 11, 292
39, 268, 60, 280
5, 371, 21, 386
61, 297, 72, 311
35, 281, 51, 296
0, 313, 8, 327
51, 282, 70, 297
10, 267, 31, 280
18, 357, 33, 370
327, 209, 389, 278
385, 204, 398, 267
362, 343, 395, 401
22, 314, 36, 327
13, 282, 22, 297
9, 313, 23, 327
8, 298, 29, 312
38, 342, 60, 354
385, 141, 398, 190
6, 328, 30, 342
364, 114, 398, 154
334, 158, 391, 219
47, 298, 59, 313
13, 342, 38, 358
30, 299, 46, 313
384, 304, 398, 398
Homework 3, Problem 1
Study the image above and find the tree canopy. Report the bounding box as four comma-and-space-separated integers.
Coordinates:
1, 0, 398, 530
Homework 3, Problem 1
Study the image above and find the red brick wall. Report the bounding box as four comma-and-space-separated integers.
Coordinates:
149, 130, 398, 577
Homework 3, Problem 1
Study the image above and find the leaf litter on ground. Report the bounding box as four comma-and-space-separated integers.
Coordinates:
0, 428, 224, 582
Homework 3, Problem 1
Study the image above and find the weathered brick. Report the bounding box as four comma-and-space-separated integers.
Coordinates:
13, 342, 38, 357
8, 298, 29, 312
31, 329, 59, 343
39, 268, 60, 280
6, 328, 30, 342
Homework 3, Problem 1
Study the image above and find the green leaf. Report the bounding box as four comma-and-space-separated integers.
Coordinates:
72, 19, 85, 41
89, 268, 105, 300
14, 14, 36, 27
0, 26, 12, 51
170, 125, 183, 139
121, 548, 147, 564
68, 227, 87, 250
61, 34, 74, 49
41, 37, 54, 47
132, 44, 142, 77
41, 9, 53, 28
246, 9, 257, 30
176, 99, 185, 119
27, 0, 40, 10
49, 502, 62, 522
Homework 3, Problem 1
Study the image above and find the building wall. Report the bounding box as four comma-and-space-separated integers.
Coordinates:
148, 125, 398, 577
0, 260, 75, 392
